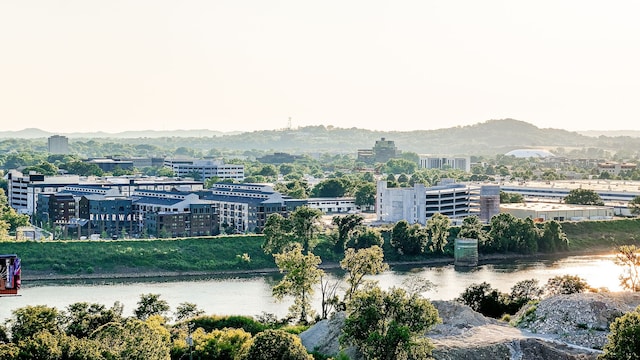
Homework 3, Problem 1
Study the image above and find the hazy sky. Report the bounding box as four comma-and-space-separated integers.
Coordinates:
1, 1, 639, 133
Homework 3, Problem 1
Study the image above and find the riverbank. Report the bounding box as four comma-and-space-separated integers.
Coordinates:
22, 249, 617, 282
4, 218, 639, 281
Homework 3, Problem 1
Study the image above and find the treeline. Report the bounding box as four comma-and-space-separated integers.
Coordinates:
0, 294, 315, 360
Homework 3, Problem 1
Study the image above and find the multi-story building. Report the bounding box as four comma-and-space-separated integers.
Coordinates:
357, 138, 399, 164
419, 155, 471, 173
596, 162, 638, 176
198, 183, 292, 233
47, 135, 69, 155
164, 158, 245, 181
86, 158, 134, 172
376, 180, 499, 225
6, 170, 203, 216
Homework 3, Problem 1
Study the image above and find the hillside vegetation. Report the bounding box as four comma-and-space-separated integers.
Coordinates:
3, 119, 640, 155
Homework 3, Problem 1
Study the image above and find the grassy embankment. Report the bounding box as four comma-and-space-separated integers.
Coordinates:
2, 218, 640, 278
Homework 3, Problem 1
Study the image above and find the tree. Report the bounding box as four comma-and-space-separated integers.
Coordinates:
272, 244, 323, 324
391, 220, 429, 255
347, 227, 384, 250
332, 214, 364, 250
63, 302, 123, 338
457, 282, 507, 318
289, 206, 323, 253
257, 165, 278, 177
354, 182, 376, 207
91, 317, 171, 360
500, 191, 524, 204
629, 196, 640, 216
341, 286, 440, 360
174, 302, 205, 322
341, 246, 389, 301
9, 305, 62, 342
599, 305, 640, 360
615, 245, 640, 292
261, 213, 293, 254
538, 220, 568, 252
545, 275, 590, 296
241, 329, 312, 360
384, 158, 417, 174
134, 293, 169, 320
312, 178, 348, 198
563, 188, 604, 206
427, 213, 450, 253
189, 327, 252, 360
458, 215, 488, 243
508, 279, 543, 311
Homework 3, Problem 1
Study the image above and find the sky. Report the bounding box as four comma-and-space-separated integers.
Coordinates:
1, 1, 639, 133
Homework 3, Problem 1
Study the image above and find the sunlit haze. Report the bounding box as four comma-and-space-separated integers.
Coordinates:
1, 1, 639, 133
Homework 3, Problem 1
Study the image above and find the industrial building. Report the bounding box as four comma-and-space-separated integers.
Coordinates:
500, 203, 614, 222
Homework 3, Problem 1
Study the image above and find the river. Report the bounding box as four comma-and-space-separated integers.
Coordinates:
0, 254, 623, 322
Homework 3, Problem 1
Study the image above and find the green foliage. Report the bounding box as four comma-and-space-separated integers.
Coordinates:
63, 302, 123, 338
0, 235, 276, 275
90, 317, 171, 360
499, 191, 524, 204
538, 220, 569, 252
384, 158, 417, 174
332, 214, 364, 251
341, 246, 389, 301
347, 227, 384, 250
427, 213, 450, 253
134, 293, 170, 320
242, 329, 313, 360
312, 178, 349, 198
545, 275, 590, 296
341, 286, 440, 360
486, 213, 540, 254
615, 245, 640, 291
9, 305, 62, 342
190, 327, 252, 360
273, 244, 324, 324
185, 315, 267, 335
173, 302, 205, 323
458, 216, 488, 243
457, 282, 507, 318
354, 182, 376, 207
390, 220, 429, 256
599, 306, 640, 360
563, 188, 604, 206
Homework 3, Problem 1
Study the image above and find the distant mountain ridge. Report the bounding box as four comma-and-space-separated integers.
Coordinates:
0, 128, 236, 139
1, 119, 637, 155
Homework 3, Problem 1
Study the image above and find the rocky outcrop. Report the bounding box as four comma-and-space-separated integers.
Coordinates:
514, 292, 640, 350
299, 293, 640, 360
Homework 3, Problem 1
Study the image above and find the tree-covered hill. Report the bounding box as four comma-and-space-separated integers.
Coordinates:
2, 119, 638, 156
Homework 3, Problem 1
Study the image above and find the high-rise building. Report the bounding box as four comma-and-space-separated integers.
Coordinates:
47, 135, 69, 154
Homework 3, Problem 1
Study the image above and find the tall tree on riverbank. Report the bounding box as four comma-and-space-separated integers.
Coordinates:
262, 207, 322, 254
341, 246, 389, 302
272, 244, 323, 324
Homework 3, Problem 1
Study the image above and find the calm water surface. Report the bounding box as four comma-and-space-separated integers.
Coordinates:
0, 254, 622, 322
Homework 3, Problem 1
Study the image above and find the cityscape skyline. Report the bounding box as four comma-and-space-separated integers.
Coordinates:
1, 1, 639, 133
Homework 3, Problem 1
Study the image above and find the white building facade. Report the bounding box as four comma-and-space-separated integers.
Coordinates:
419, 156, 471, 172
376, 180, 497, 225
164, 159, 245, 181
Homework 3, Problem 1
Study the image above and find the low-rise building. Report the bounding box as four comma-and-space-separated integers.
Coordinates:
500, 202, 614, 221
419, 155, 471, 172
164, 158, 245, 181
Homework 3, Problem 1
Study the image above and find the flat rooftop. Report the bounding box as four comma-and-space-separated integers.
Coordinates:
500, 202, 613, 211
500, 180, 640, 194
